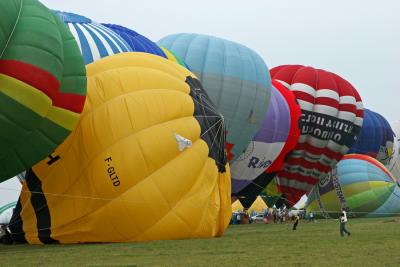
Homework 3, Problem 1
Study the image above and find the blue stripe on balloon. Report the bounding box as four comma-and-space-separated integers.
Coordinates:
93, 24, 131, 53
71, 23, 94, 64
81, 24, 109, 59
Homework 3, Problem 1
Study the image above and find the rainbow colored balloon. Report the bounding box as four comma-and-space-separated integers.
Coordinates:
306, 154, 400, 218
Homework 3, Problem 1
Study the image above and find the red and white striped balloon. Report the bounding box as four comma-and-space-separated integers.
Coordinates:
270, 65, 363, 205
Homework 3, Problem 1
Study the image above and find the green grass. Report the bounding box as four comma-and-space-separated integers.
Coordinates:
1, 217, 400, 266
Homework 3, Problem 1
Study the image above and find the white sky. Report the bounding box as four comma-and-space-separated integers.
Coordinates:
42, 0, 400, 123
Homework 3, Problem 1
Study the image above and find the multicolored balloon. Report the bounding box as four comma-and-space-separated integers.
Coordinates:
234, 80, 301, 208
348, 109, 395, 166
158, 33, 272, 161
231, 81, 290, 194
0, 0, 86, 181
271, 65, 364, 205
306, 154, 400, 218
9, 53, 230, 244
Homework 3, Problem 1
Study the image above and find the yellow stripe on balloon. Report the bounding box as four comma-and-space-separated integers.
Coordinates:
19, 182, 42, 244
160, 47, 179, 64
0, 73, 79, 131
0, 73, 51, 116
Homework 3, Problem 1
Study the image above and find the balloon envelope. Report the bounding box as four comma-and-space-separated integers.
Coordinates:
0, 0, 86, 181
101, 24, 166, 58
233, 80, 301, 208
9, 53, 230, 244
348, 109, 395, 166
231, 83, 290, 193
271, 65, 364, 205
159, 33, 272, 161
306, 154, 400, 218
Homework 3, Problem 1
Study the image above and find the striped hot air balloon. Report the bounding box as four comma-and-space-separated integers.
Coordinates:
271, 65, 364, 205
53, 11, 132, 64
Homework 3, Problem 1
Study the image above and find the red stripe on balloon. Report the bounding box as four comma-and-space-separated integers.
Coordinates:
278, 171, 319, 185
0, 60, 85, 113
315, 97, 338, 108
295, 143, 344, 161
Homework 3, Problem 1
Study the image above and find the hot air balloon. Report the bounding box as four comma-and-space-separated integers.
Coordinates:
9, 53, 230, 244
271, 65, 364, 205
231, 81, 291, 194
0, 0, 86, 182
101, 24, 166, 58
233, 80, 301, 208
158, 33, 272, 161
53, 11, 132, 64
348, 109, 395, 166
306, 154, 400, 218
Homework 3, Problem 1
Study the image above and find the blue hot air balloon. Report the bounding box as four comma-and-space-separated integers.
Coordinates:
348, 109, 395, 166
101, 24, 167, 58
158, 33, 272, 161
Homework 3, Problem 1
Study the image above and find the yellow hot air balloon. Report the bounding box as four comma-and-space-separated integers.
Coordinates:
9, 52, 230, 244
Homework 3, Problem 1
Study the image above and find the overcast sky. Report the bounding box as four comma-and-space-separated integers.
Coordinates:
41, 0, 400, 123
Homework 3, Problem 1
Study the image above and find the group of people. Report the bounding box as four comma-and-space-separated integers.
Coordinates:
292, 208, 351, 237
231, 206, 352, 237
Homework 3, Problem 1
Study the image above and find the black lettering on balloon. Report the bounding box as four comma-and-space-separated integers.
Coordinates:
298, 110, 361, 148
104, 157, 120, 187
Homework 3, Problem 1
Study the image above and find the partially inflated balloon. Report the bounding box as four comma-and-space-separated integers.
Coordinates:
231, 82, 290, 194
159, 33, 272, 161
54, 11, 132, 64
348, 109, 395, 166
271, 65, 364, 205
101, 24, 166, 58
9, 53, 230, 244
0, 0, 86, 181
233, 80, 301, 208
306, 154, 400, 218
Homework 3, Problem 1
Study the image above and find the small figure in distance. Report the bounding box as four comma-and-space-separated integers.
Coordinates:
339, 208, 351, 237
309, 211, 314, 223
292, 214, 300, 230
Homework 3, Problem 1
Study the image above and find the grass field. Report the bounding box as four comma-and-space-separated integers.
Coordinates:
1, 217, 400, 266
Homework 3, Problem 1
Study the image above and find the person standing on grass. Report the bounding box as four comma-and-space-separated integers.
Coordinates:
292, 214, 300, 230
339, 208, 351, 237
309, 212, 314, 222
